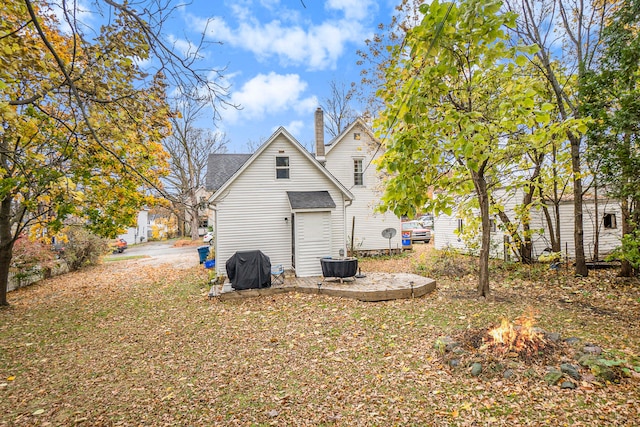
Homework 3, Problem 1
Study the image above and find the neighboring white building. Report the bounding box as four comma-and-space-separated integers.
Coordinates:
323, 114, 402, 254
184, 186, 213, 236
207, 127, 353, 278
434, 190, 623, 261
117, 208, 149, 245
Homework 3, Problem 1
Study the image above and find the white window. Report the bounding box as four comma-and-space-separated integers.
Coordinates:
353, 159, 364, 186
354, 132, 361, 140
457, 218, 464, 233
276, 156, 289, 179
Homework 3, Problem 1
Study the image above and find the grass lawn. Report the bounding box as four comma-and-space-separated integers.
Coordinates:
1, 246, 638, 426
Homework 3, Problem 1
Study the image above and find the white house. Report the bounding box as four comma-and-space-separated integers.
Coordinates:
322, 112, 402, 254
207, 127, 354, 278
184, 186, 213, 236
117, 208, 149, 245
434, 190, 623, 261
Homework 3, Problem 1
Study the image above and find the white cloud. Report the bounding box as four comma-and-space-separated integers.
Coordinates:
222, 72, 317, 123
213, 19, 365, 70
50, 0, 95, 35
167, 35, 203, 60
326, 0, 377, 21
192, 1, 375, 71
283, 120, 305, 138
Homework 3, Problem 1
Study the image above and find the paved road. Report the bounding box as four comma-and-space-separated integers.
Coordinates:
113, 240, 205, 269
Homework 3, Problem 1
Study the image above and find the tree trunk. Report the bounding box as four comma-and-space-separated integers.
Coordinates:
495, 209, 525, 262
550, 145, 562, 253
570, 133, 589, 277
0, 197, 14, 306
472, 170, 491, 298
619, 198, 633, 277
190, 213, 199, 241
541, 205, 558, 251
540, 185, 559, 252
189, 189, 199, 241
554, 202, 562, 252
593, 181, 599, 261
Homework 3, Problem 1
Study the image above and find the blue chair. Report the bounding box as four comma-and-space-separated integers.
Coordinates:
271, 264, 285, 286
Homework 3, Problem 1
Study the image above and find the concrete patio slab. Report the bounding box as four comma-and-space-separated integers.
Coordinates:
213, 272, 436, 302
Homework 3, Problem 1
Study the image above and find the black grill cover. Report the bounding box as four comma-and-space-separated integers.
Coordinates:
320, 258, 358, 278
226, 250, 271, 290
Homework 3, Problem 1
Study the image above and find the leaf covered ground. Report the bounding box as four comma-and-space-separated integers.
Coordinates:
1, 245, 639, 426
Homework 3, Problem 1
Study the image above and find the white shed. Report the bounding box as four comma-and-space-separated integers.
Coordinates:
434, 190, 623, 261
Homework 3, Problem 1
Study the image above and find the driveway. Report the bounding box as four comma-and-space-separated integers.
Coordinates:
113, 240, 204, 269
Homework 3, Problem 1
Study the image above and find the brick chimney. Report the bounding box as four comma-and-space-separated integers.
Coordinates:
315, 107, 326, 165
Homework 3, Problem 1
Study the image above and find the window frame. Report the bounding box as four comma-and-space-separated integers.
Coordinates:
603, 213, 617, 229
353, 157, 364, 186
276, 156, 290, 179
198, 217, 209, 229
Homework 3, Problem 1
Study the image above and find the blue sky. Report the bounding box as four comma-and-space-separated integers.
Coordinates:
168, 0, 396, 153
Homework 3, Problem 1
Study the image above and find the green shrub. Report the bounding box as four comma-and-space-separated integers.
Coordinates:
60, 227, 109, 271
607, 228, 640, 269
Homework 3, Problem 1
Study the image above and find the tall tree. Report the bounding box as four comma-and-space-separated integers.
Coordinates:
504, 0, 616, 276
375, 0, 557, 297
582, 0, 640, 275
0, 0, 227, 306
164, 95, 227, 240
320, 80, 359, 138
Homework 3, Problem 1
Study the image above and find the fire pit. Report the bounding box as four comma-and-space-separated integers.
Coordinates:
484, 315, 548, 359
320, 257, 358, 282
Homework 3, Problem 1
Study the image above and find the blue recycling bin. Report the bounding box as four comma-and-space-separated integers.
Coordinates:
402, 230, 413, 249
197, 245, 210, 264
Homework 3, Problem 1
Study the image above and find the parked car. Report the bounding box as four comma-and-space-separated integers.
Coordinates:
203, 231, 214, 244
418, 214, 434, 229
402, 221, 431, 243
111, 238, 128, 254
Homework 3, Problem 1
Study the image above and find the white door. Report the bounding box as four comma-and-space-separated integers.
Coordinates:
294, 211, 331, 277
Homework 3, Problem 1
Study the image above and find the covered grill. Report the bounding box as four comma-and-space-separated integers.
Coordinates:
226, 250, 272, 290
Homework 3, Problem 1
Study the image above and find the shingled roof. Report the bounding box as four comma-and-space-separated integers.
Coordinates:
205, 153, 252, 191
286, 191, 337, 210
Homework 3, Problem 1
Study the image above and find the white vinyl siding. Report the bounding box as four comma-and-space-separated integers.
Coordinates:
213, 134, 346, 277
325, 124, 402, 252
532, 199, 622, 260
434, 188, 623, 260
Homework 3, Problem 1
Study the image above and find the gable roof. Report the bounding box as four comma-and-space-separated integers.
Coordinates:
209, 127, 354, 203
206, 154, 252, 191
325, 117, 380, 156
287, 191, 336, 210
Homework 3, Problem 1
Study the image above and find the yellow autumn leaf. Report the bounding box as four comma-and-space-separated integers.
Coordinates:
7, 376, 15, 381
